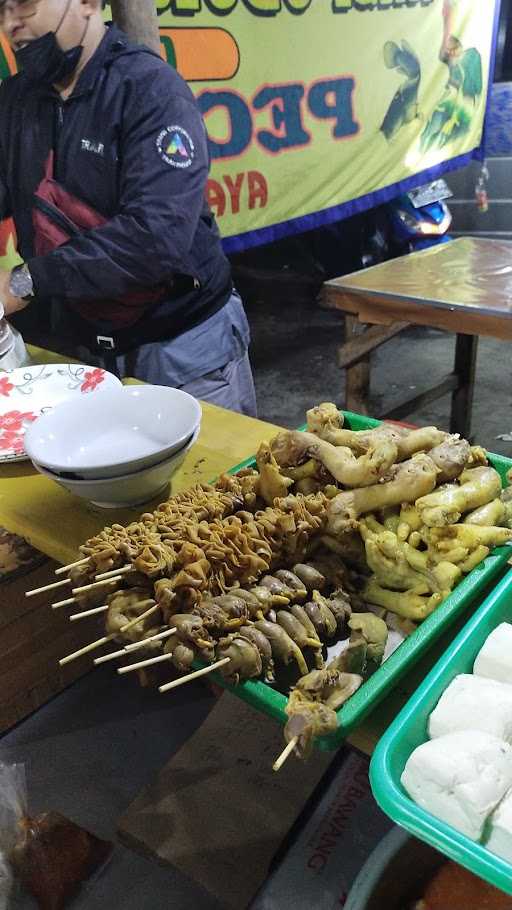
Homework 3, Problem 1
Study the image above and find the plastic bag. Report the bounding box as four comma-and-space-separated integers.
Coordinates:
0, 763, 112, 910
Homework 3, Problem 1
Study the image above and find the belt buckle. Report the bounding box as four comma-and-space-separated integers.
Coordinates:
96, 335, 115, 351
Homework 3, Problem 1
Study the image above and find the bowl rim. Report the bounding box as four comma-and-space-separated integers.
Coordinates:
24, 384, 202, 474
31, 425, 200, 486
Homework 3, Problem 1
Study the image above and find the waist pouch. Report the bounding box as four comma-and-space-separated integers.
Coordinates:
32, 153, 208, 356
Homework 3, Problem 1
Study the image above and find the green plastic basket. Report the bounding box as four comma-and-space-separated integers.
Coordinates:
202, 410, 512, 750
370, 568, 512, 895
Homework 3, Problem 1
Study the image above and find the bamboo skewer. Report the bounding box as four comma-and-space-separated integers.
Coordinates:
71, 576, 123, 596
26, 577, 72, 597
59, 600, 158, 666
55, 557, 89, 576
159, 657, 230, 693
95, 565, 133, 582
60, 635, 112, 666
118, 651, 175, 675
70, 605, 109, 621
273, 737, 299, 772
52, 596, 77, 610
93, 628, 175, 665
125, 628, 174, 651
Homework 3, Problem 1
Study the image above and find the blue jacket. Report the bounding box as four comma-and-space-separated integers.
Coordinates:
0, 25, 232, 353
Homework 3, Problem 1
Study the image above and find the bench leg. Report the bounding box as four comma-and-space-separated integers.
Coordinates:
451, 333, 478, 439
344, 315, 370, 415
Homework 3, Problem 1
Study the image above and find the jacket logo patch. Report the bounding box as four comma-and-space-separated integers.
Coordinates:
81, 139, 105, 156
157, 126, 194, 169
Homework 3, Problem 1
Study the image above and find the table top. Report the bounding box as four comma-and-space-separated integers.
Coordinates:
0, 346, 281, 566
327, 237, 512, 315
323, 238, 512, 339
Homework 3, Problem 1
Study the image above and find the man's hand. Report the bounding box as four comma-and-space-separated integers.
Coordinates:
0, 269, 29, 316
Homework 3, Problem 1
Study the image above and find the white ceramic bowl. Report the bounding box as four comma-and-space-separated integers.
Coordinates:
24, 385, 201, 478
32, 426, 200, 509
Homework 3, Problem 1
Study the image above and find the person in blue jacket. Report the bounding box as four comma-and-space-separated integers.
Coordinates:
0, 0, 257, 416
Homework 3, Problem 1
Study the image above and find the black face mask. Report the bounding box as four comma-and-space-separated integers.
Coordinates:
16, 31, 84, 85
15, 0, 89, 86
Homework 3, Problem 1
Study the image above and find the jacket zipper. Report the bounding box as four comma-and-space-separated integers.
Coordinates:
33, 196, 81, 238
54, 101, 64, 181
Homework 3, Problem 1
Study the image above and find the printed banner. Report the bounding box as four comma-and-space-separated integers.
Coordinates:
151, 0, 498, 250
0, 0, 499, 264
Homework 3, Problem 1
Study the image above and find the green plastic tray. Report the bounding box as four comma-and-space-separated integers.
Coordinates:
203, 410, 512, 750
370, 568, 512, 895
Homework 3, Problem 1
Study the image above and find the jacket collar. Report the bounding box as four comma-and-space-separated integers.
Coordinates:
66, 23, 129, 100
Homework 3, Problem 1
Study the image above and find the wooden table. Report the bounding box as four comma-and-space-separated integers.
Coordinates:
322, 237, 512, 439
0, 346, 466, 757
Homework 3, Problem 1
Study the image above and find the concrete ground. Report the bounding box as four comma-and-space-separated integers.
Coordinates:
2, 292, 510, 908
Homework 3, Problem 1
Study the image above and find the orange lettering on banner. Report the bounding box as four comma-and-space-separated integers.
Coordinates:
248, 171, 268, 209
159, 28, 239, 82
206, 171, 268, 217
224, 174, 245, 214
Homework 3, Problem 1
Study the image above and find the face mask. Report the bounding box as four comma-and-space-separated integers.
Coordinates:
15, 0, 89, 86
16, 31, 84, 84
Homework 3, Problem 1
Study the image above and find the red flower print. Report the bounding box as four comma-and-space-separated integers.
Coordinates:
0, 411, 23, 431
0, 411, 38, 432
0, 430, 23, 453
10, 435, 25, 454
80, 368, 105, 393
0, 377, 14, 397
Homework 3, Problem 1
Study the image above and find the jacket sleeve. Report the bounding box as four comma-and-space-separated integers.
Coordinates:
0, 188, 11, 224
28, 66, 210, 301
0, 139, 12, 223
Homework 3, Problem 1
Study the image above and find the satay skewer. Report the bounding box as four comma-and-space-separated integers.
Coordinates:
273, 737, 299, 772
53, 575, 124, 608
59, 600, 158, 666
159, 657, 230, 693
94, 628, 176, 665
55, 557, 89, 576
26, 577, 72, 597
95, 565, 133, 582
71, 576, 123, 595
125, 628, 174, 650
118, 649, 177, 675
52, 596, 77, 610
70, 605, 109, 621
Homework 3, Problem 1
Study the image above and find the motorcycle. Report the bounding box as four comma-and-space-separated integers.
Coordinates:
363, 178, 453, 266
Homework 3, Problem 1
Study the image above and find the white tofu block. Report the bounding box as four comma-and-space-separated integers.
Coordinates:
428, 674, 512, 744
401, 731, 512, 840
474, 623, 512, 684
486, 788, 512, 863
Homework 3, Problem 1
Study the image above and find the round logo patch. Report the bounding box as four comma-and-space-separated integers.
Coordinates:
156, 125, 195, 169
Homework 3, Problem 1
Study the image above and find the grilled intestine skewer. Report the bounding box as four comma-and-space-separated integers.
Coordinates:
59, 601, 160, 666
86, 561, 349, 673
112, 564, 338, 675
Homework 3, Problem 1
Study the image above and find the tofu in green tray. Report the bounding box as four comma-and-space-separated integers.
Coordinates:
370, 569, 512, 895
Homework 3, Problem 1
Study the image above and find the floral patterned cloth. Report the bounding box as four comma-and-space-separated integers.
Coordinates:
0, 528, 47, 581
